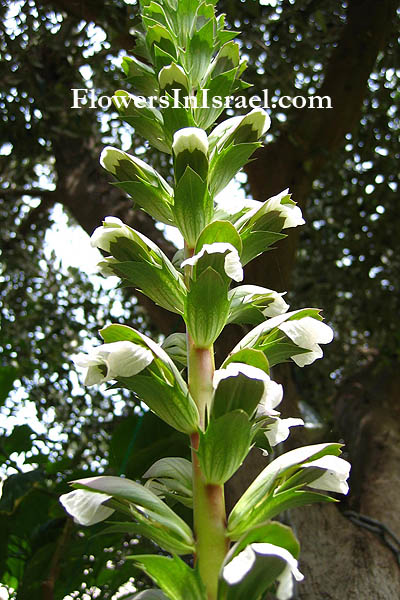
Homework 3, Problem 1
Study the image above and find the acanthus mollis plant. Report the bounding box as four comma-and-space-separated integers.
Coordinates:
60, 1, 351, 599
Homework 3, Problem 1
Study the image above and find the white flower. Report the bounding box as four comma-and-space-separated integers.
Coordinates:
90, 216, 134, 253
73, 341, 154, 386
304, 454, 351, 495
278, 316, 334, 367
215, 362, 283, 416
172, 127, 209, 157
229, 285, 289, 317
158, 63, 189, 90
181, 242, 243, 282
263, 417, 304, 448
60, 488, 114, 526
263, 189, 305, 229
222, 543, 304, 600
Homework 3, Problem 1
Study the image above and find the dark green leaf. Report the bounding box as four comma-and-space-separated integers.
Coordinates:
198, 411, 252, 484
185, 267, 230, 347
132, 554, 207, 600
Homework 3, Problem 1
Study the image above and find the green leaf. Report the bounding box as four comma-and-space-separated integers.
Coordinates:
222, 349, 270, 374
161, 333, 187, 367
185, 267, 230, 347
173, 166, 211, 247
114, 180, 174, 225
196, 221, 242, 255
227, 521, 300, 557
147, 24, 177, 61
249, 488, 337, 524
209, 143, 260, 197
198, 411, 252, 484
113, 91, 171, 155
240, 230, 286, 266
143, 457, 192, 508
107, 260, 186, 315
121, 56, 159, 96
99, 521, 194, 555
132, 554, 207, 600
227, 443, 342, 536
162, 94, 196, 140
187, 18, 214, 85
194, 68, 238, 129
143, 457, 192, 496
212, 370, 265, 419
119, 374, 199, 435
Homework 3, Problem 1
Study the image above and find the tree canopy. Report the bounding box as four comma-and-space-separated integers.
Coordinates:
1, 0, 399, 598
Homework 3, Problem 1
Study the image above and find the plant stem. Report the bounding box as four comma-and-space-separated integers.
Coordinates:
188, 339, 229, 600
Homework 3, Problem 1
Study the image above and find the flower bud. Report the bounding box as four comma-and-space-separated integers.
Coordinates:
172, 127, 209, 181
158, 63, 189, 95
90, 217, 134, 253
263, 189, 305, 229
209, 108, 271, 150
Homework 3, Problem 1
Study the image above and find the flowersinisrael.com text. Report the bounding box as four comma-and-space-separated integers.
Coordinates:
71, 88, 332, 111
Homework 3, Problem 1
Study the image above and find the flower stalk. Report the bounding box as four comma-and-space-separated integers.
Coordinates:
188, 339, 228, 600
57, 2, 351, 599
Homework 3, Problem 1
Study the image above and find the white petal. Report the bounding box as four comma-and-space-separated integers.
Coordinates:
251, 543, 304, 599
305, 455, 351, 495
84, 364, 110, 386
281, 203, 305, 229
104, 341, 154, 378
213, 362, 270, 388
280, 316, 334, 347
214, 195, 260, 217
263, 293, 290, 317
181, 243, 243, 282
215, 363, 283, 416
279, 317, 333, 366
222, 545, 256, 584
264, 417, 304, 447
60, 489, 114, 526
224, 248, 244, 282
